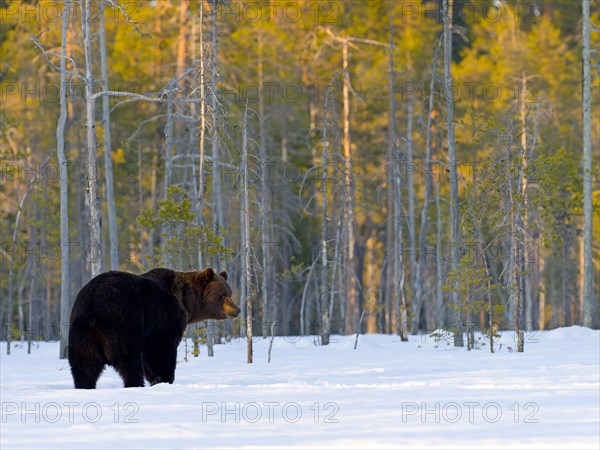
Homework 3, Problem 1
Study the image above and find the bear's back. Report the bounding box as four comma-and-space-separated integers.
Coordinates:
70, 271, 186, 335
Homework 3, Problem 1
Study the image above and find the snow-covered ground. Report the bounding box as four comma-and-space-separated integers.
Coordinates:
1, 326, 598, 449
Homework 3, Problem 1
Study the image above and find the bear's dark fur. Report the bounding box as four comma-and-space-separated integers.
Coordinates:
68, 267, 239, 389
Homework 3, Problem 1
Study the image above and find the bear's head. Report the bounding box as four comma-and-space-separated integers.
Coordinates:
187, 268, 240, 323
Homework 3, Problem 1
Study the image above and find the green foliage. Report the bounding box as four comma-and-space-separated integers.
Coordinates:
137, 185, 231, 270
532, 148, 581, 247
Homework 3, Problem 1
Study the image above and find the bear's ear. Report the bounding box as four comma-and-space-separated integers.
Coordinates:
220, 270, 228, 281
194, 268, 215, 288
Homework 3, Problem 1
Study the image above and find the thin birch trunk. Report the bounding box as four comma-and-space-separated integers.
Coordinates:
519, 71, 533, 332
443, 0, 462, 346
539, 248, 545, 330
100, 0, 118, 270
406, 96, 417, 331
210, 0, 222, 235
197, 1, 207, 255
242, 104, 253, 363
239, 204, 247, 336
365, 237, 377, 333
258, 31, 272, 338
582, 0, 594, 328
330, 209, 344, 323
413, 39, 441, 334
57, 1, 72, 359
507, 134, 524, 352
388, 5, 407, 341
163, 100, 174, 197
300, 260, 317, 336
206, 1, 221, 353
342, 39, 359, 334
82, 0, 102, 278
320, 85, 330, 344
435, 182, 444, 329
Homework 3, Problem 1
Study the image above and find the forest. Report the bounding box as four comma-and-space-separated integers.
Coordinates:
1, 0, 598, 357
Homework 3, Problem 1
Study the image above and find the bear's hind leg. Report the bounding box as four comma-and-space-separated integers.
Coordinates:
70, 355, 105, 389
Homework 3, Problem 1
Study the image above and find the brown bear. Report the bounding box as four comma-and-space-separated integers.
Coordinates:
68, 267, 239, 389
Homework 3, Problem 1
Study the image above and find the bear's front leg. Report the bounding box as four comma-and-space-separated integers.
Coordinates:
143, 359, 163, 386
142, 341, 177, 385
113, 354, 145, 388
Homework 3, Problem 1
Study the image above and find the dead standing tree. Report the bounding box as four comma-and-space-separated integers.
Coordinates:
82, 0, 103, 278
57, 0, 71, 359
241, 103, 253, 363
582, 0, 595, 328
442, 0, 463, 347
100, 0, 118, 270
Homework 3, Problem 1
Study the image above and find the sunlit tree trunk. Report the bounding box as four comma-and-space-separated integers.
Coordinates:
82, 0, 103, 277
582, 0, 594, 328
443, 0, 462, 346
519, 71, 533, 332
389, 8, 408, 341
242, 104, 253, 363
258, 31, 272, 338
507, 135, 524, 352
210, 0, 222, 236
320, 87, 330, 344
58, 0, 71, 359
413, 39, 441, 334
341, 39, 359, 334
100, 0, 118, 270
197, 2, 206, 247
406, 95, 417, 331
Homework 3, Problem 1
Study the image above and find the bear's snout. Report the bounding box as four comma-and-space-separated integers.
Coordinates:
223, 298, 241, 318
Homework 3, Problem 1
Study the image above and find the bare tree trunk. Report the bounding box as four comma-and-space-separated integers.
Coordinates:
386, 4, 406, 341
406, 96, 417, 331
393, 149, 408, 342
507, 135, 524, 352
30, 283, 37, 349
435, 183, 444, 329
579, 231, 585, 324
519, 71, 533, 332
300, 260, 316, 336
176, 0, 189, 79
100, 0, 118, 270
242, 104, 253, 363
413, 39, 441, 334
329, 210, 344, 325
210, 0, 222, 235
191, 3, 205, 356
562, 241, 571, 326
17, 252, 32, 341
57, 0, 71, 359
258, 31, 272, 338
479, 237, 494, 353
341, 39, 359, 334
82, 0, 102, 277
539, 248, 545, 330
443, 0, 462, 346
466, 270, 474, 350
206, 1, 221, 354
582, 0, 595, 328
320, 87, 330, 344
163, 100, 175, 197
196, 1, 207, 255
174, 0, 189, 187
239, 204, 247, 337
365, 236, 378, 333
148, 150, 158, 260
